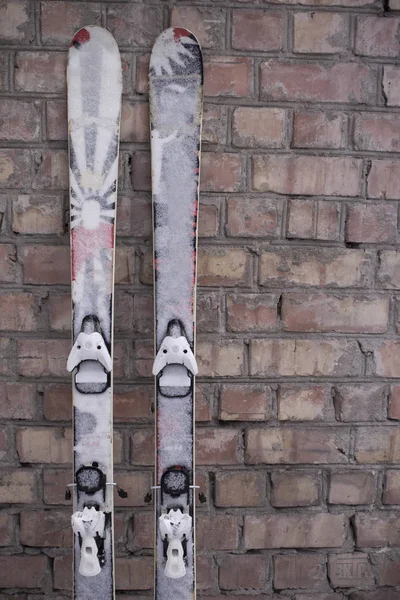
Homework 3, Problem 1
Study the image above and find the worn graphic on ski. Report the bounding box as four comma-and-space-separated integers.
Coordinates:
150, 27, 203, 600
67, 26, 122, 600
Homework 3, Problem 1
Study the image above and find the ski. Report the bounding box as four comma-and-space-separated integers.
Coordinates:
66, 26, 122, 600
149, 27, 203, 600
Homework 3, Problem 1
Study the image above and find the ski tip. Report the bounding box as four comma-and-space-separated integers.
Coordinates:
70, 27, 90, 49
150, 27, 203, 79
69, 26, 119, 54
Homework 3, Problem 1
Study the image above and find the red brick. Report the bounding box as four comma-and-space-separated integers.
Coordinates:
374, 341, 400, 377
226, 294, 278, 333
115, 247, 136, 285
43, 468, 70, 505
171, 6, 226, 50
131, 428, 153, 466
197, 339, 246, 377
232, 9, 284, 51
282, 293, 389, 334
246, 427, 349, 465
15, 51, 66, 92
0, 244, 18, 283
196, 384, 213, 422
316, 201, 341, 240
54, 553, 71, 590
201, 152, 242, 192
233, 107, 285, 149
244, 513, 345, 549
271, 0, 374, 4
368, 160, 400, 199
355, 512, 400, 547
197, 514, 239, 550
32, 149, 68, 190
259, 248, 373, 288
18, 339, 69, 378
114, 386, 152, 422
131, 151, 150, 191
127, 511, 153, 551
20, 509, 71, 546
204, 57, 251, 97
278, 384, 332, 422
0, 292, 42, 331
0, 338, 15, 377
389, 385, 400, 419
375, 552, 400, 585
215, 471, 265, 507
196, 428, 241, 465
355, 114, 400, 152
0, 555, 49, 588
43, 384, 71, 421
203, 104, 228, 145
132, 294, 152, 335
274, 553, 326, 589
261, 60, 376, 104
13, 194, 65, 235
329, 553, 373, 587
253, 155, 361, 196
107, 4, 162, 47
348, 590, 400, 600
48, 293, 70, 332
121, 102, 149, 143
22, 245, 70, 284
271, 470, 320, 507
197, 292, 220, 333
116, 556, 153, 590
17, 426, 71, 463
383, 66, 400, 107
293, 111, 347, 149
41, 1, 101, 45
0, 469, 37, 503
219, 554, 266, 590
117, 194, 152, 238
0, 149, 31, 190
250, 338, 362, 377
329, 471, 376, 505
197, 555, 215, 590
377, 251, 400, 288
332, 384, 387, 422
1, 1, 33, 43
135, 54, 150, 94
0, 99, 40, 141
294, 12, 348, 54
114, 471, 152, 508
356, 15, 400, 57
0, 512, 16, 546
0, 382, 36, 419
46, 100, 67, 140
115, 291, 134, 335
227, 196, 281, 238
0, 53, 8, 91
355, 426, 400, 463
198, 246, 251, 287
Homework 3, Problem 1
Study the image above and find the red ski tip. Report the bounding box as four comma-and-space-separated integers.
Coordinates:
70, 28, 90, 48
173, 27, 191, 43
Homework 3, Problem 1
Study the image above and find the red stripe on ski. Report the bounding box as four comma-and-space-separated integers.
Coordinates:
173, 27, 191, 42
70, 28, 90, 48
71, 223, 114, 280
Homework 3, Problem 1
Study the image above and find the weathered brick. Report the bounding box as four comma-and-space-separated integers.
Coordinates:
0, 149, 31, 190
15, 51, 66, 92
389, 385, 400, 419
107, 4, 162, 47
43, 384, 70, 421
20, 509, 71, 546
17, 426, 71, 463
355, 512, 400, 547
13, 194, 65, 235
117, 194, 151, 238
204, 57, 251, 97
0, 99, 40, 142
23, 245, 70, 285
196, 384, 213, 422
368, 160, 400, 199
349, 590, 400, 600
374, 341, 400, 377
46, 100, 67, 140
0, 555, 49, 588
219, 383, 272, 421
271, 470, 320, 507
293, 111, 347, 149
384, 470, 400, 504
232, 9, 284, 51
116, 556, 153, 590
135, 54, 150, 94
378, 251, 400, 289
219, 554, 266, 590
250, 338, 362, 377
226, 197, 282, 238
383, 66, 400, 107
294, 12, 348, 54
32, 149, 68, 190
114, 471, 152, 508
0, 511, 16, 546
202, 104, 228, 145
0, 292, 42, 331
0, 0, 33, 43
121, 102, 149, 143
355, 114, 400, 152
232, 107, 285, 149
226, 293, 278, 333
48, 293, 70, 332
329, 553, 373, 587
0, 338, 16, 377
197, 555, 215, 590
274, 553, 326, 589
259, 248, 373, 288
355, 427, 400, 463
329, 471, 376, 505
196, 428, 241, 465
43, 468, 70, 504
130, 428, 153, 466
197, 292, 220, 333
374, 552, 400, 586
0, 469, 37, 503
247, 427, 349, 465
171, 6, 225, 49
198, 246, 251, 286
356, 15, 400, 57
54, 553, 71, 590
115, 247, 136, 285
18, 339, 69, 378
0, 382, 36, 419
0, 244, 18, 283
245, 513, 345, 549
252, 155, 361, 196
197, 514, 239, 550
41, 1, 101, 44
282, 293, 389, 334
127, 511, 153, 551
347, 202, 398, 244
201, 152, 242, 192
197, 339, 246, 377
278, 385, 332, 421
215, 471, 265, 507
332, 384, 387, 422
261, 61, 376, 104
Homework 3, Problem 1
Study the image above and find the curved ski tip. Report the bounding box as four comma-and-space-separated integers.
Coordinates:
150, 27, 203, 77
152, 27, 201, 51
69, 26, 119, 54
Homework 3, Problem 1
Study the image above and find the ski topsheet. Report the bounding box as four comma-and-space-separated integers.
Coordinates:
149, 28, 203, 600
67, 26, 122, 600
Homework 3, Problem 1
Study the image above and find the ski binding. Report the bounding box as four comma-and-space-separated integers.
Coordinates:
159, 508, 192, 579
153, 320, 197, 395
71, 506, 105, 577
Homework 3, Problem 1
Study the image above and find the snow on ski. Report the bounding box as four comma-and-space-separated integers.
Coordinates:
149, 27, 203, 600
66, 25, 122, 600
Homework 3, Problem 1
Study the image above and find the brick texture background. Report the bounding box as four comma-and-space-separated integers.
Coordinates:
1, 0, 400, 598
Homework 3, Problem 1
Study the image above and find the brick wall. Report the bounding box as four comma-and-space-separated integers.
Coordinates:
1, 0, 400, 597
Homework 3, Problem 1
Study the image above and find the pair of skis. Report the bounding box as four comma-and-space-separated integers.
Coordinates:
66, 25, 203, 600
